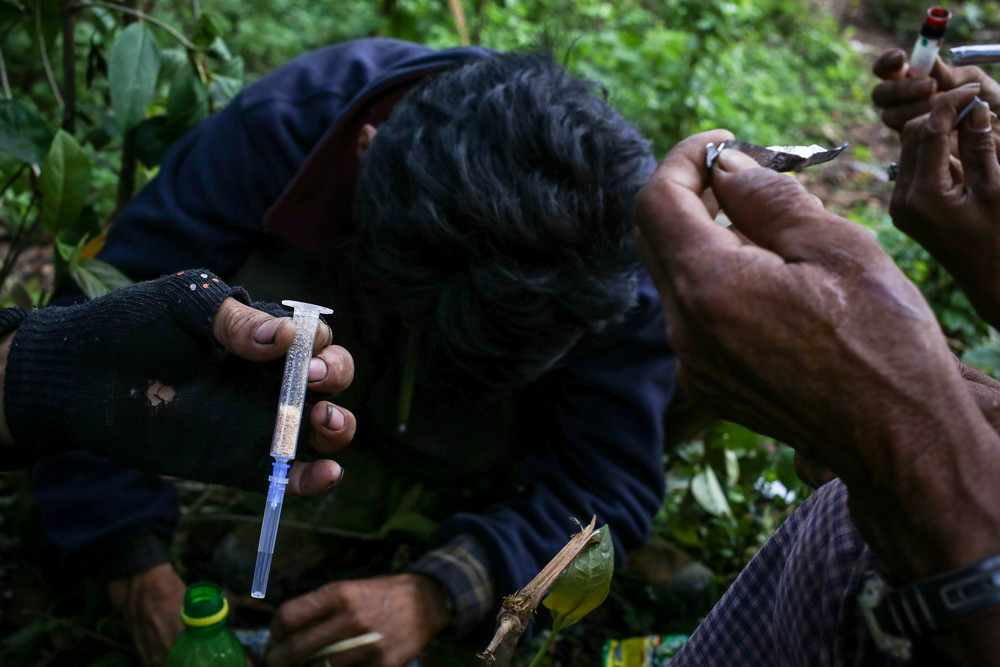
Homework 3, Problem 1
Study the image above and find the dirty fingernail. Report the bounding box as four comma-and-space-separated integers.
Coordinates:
717, 149, 759, 172
253, 318, 286, 344
325, 405, 346, 430
971, 99, 994, 131
330, 466, 345, 488
308, 358, 327, 382
915, 77, 937, 95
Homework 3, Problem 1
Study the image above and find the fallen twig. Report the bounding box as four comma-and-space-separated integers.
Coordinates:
478, 516, 600, 665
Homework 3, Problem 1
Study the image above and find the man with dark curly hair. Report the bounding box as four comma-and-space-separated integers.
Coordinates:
34, 39, 675, 665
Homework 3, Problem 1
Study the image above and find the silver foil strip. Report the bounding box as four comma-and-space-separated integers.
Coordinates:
706, 140, 848, 172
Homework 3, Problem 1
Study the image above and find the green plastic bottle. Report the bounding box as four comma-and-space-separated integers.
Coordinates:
165, 581, 246, 666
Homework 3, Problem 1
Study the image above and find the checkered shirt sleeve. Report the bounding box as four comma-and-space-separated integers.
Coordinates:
670, 479, 923, 666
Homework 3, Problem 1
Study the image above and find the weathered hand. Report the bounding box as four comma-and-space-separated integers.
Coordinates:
0, 270, 357, 493
960, 360, 1000, 432
890, 87, 1000, 329
211, 297, 357, 496
871, 47, 1000, 147
635, 130, 1000, 581
107, 563, 185, 666
265, 574, 453, 666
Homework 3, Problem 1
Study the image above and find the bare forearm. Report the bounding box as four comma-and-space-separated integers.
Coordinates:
846, 401, 1000, 666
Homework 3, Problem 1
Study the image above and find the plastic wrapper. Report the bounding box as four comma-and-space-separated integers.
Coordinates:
602, 634, 689, 667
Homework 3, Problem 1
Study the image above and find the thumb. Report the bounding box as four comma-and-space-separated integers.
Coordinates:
212, 298, 296, 361
711, 149, 830, 256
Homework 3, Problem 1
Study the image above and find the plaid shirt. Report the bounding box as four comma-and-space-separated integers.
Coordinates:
408, 534, 496, 637
671, 480, 934, 667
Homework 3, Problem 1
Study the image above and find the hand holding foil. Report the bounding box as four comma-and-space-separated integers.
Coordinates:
705, 140, 848, 172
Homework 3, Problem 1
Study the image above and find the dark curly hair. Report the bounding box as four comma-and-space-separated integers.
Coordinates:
350, 51, 654, 396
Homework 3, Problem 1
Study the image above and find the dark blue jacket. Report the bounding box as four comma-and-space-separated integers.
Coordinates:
34, 38, 676, 635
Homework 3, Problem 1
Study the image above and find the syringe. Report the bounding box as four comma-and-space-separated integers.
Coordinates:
251, 300, 334, 599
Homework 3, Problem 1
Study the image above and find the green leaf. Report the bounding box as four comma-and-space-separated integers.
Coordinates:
964, 341, 1000, 376
161, 63, 208, 136
206, 36, 232, 62
774, 446, 801, 491
392, 483, 424, 515
0, 1, 24, 31
30, 0, 59, 50
724, 449, 740, 487
378, 511, 438, 540
542, 524, 614, 632
210, 56, 244, 105
0, 100, 54, 164
38, 130, 92, 235
667, 514, 703, 547
71, 258, 133, 299
0, 618, 53, 653
691, 466, 731, 517
108, 23, 161, 132
84, 113, 121, 151
54, 234, 82, 263
158, 47, 189, 85
133, 116, 170, 167
191, 11, 230, 47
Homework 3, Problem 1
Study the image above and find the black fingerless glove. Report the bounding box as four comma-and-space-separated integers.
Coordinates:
4, 269, 301, 491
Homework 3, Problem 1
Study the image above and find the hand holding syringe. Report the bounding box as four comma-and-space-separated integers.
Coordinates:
252, 300, 334, 599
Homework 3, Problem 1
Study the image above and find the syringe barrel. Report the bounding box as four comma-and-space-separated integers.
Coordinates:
269, 301, 334, 460
251, 459, 290, 598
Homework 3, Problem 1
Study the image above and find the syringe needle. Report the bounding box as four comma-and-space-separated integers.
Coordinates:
250, 300, 333, 599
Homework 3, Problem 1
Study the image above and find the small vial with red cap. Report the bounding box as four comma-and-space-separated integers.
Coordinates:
909, 6, 952, 77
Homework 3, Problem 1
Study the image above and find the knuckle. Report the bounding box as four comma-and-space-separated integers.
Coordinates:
272, 605, 298, 632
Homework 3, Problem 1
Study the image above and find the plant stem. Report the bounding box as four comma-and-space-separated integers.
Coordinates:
60, 0, 76, 133
0, 164, 27, 200
72, 1, 198, 50
0, 44, 11, 100
112, 0, 139, 218
36, 4, 65, 111
528, 630, 559, 667
0, 196, 41, 300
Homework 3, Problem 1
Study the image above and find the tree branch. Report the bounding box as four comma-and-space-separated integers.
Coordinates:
72, 1, 198, 50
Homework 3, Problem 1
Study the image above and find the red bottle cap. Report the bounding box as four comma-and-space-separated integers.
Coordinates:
925, 6, 952, 29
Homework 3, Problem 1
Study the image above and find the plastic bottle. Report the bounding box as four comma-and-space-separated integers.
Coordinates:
165, 581, 246, 666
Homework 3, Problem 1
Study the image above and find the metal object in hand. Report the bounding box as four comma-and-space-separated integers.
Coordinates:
951, 44, 1000, 66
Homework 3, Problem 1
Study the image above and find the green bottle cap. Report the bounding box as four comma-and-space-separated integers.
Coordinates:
180, 581, 230, 627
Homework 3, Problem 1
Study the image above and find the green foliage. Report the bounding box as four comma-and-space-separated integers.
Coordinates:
532, 524, 615, 667
378, 483, 439, 540
0, 100, 53, 164
0, 2, 247, 305
386, 0, 868, 152
543, 525, 615, 632
38, 130, 92, 234
3, 2, 976, 663
108, 23, 161, 132
659, 421, 810, 578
